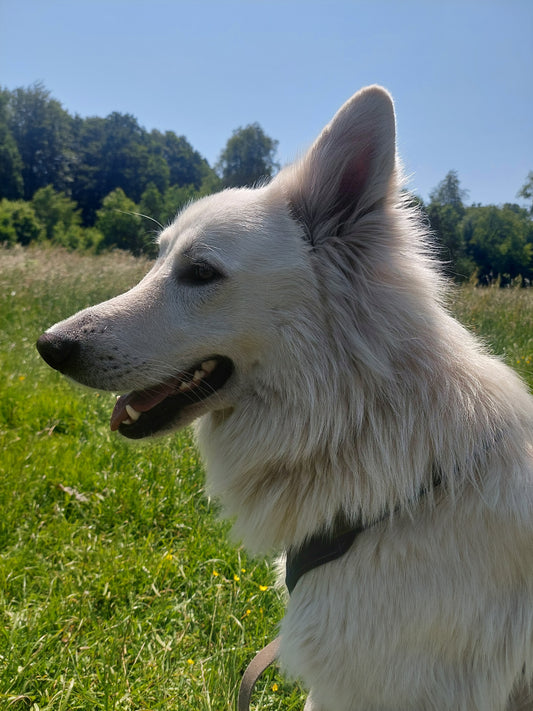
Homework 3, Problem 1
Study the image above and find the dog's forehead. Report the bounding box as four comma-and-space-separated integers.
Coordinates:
158, 186, 298, 258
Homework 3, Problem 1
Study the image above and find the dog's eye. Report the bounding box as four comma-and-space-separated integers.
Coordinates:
181, 261, 222, 285
194, 263, 216, 281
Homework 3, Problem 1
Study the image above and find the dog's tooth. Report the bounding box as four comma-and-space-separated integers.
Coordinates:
125, 404, 141, 422
193, 369, 206, 383
123, 418, 133, 425
201, 360, 217, 374
179, 380, 195, 392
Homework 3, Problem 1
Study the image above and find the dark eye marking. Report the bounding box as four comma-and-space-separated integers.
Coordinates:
179, 261, 224, 286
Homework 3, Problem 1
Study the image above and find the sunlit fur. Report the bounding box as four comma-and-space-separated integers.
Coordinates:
41, 86, 533, 710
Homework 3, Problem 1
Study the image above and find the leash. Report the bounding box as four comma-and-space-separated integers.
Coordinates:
237, 636, 281, 711
237, 472, 443, 709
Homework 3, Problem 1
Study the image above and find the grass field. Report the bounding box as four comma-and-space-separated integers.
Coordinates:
1, 246, 532, 711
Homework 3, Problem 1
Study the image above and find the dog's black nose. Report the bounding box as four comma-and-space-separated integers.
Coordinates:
36, 332, 79, 372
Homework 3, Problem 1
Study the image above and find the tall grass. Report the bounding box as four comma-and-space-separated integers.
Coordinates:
0, 247, 531, 710
450, 283, 533, 387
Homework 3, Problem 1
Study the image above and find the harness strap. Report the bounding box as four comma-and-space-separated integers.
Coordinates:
237, 519, 358, 709
237, 470, 443, 709
285, 516, 363, 595
238, 636, 281, 711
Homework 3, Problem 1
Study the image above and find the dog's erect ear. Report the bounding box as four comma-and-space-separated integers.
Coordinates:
277, 85, 397, 244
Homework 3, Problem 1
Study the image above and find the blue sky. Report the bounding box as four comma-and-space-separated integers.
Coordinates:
1, 0, 532, 206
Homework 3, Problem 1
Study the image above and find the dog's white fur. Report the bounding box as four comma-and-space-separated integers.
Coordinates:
41, 86, 533, 710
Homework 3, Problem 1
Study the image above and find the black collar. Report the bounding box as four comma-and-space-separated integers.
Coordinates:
285, 471, 442, 595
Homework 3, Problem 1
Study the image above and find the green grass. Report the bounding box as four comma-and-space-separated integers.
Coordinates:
0, 247, 303, 711
450, 283, 533, 386
0, 246, 532, 710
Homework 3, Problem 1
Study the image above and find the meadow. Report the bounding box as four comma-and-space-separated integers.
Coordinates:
1, 247, 532, 711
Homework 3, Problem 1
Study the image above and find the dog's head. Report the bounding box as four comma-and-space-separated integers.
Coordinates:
36, 183, 319, 437
37, 86, 420, 441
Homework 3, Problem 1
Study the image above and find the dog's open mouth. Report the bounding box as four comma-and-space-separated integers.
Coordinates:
110, 356, 234, 439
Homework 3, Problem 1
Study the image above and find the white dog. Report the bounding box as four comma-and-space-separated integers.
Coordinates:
37, 86, 533, 710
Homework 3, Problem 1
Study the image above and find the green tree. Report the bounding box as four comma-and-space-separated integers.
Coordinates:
429, 170, 469, 209
138, 183, 167, 255
0, 200, 18, 244
71, 113, 170, 224
161, 184, 203, 225
139, 179, 224, 241
216, 123, 279, 188
461, 204, 533, 283
1, 83, 222, 229
0, 89, 24, 199
70, 114, 106, 223
199, 170, 223, 196
426, 170, 473, 279
95, 188, 146, 254
144, 148, 170, 196
139, 183, 165, 226
31, 185, 103, 251
150, 130, 213, 189
7, 83, 73, 199
0, 199, 43, 245
93, 112, 164, 203
32, 185, 82, 241
517, 171, 533, 215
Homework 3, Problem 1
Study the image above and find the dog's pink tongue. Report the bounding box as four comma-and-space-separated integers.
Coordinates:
110, 383, 176, 431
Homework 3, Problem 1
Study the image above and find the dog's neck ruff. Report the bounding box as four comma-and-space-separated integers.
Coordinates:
285, 471, 443, 595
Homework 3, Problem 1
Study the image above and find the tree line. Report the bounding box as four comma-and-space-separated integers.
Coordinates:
1, 83, 531, 283
419, 170, 533, 284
